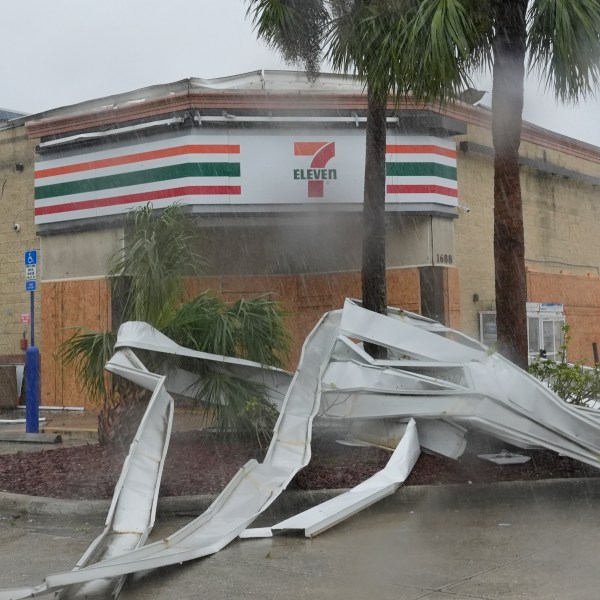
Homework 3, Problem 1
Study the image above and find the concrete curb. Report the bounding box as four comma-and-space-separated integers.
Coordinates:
0, 432, 62, 444
1, 477, 600, 518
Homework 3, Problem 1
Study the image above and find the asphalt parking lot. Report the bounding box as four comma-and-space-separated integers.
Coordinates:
1, 478, 600, 599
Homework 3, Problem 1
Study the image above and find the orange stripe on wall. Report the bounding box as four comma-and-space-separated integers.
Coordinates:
35, 144, 241, 179
294, 142, 328, 156
386, 145, 457, 159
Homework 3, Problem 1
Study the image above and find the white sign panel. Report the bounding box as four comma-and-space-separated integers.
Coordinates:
25, 265, 37, 281
34, 130, 458, 224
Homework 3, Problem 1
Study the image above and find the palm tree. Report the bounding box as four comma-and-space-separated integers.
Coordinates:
404, 0, 600, 369
247, 0, 474, 356
248, 0, 600, 368
59, 204, 289, 447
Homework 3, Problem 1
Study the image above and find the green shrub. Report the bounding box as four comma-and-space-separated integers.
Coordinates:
529, 324, 600, 406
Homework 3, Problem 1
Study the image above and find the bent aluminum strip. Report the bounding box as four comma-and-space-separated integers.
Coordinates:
4, 312, 340, 595
340, 300, 486, 362
0, 350, 175, 600
58, 349, 174, 600
322, 360, 461, 393
348, 418, 467, 459
321, 389, 600, 468
5, 300, 600, 598
115, 321, 292, 376
270, 418, 420, 537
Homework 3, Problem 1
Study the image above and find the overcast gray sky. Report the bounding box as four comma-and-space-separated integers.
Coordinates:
2, 0, 600, 147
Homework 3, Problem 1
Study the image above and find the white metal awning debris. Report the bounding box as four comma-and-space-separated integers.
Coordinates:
269, 417, 420, 537
478, 451, 532, 465
3, 298, 600, 599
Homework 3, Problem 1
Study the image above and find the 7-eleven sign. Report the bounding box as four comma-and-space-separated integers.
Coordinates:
293, 142, 337, 198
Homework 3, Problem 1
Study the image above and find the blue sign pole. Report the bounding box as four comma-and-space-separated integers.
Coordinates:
30, 290, 35, 347
24, 250, 39, 433
25, 346, 40, 433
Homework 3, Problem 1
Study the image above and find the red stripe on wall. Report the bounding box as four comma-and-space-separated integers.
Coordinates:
35, 145, 241, 179
385, 145, 457, 159
35, 185, 241, 215
386, 184, 458, 197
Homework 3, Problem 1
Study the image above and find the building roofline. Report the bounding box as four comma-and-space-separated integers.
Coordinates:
16, 69, 600, 164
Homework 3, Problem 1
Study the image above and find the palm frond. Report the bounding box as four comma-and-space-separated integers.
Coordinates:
164, 291, 289, 439
226, 296, 290, 367
192, 367, 279, 442
165, 292, 289, 367
528, 0, 600, 102
57, 329, 117, 406
108, 203, 204, 329
402, 0, 492, 104
326, 0, 491, 105
246, 0, 328, 78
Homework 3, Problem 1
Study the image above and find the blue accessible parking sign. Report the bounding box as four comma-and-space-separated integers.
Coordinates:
24, 250, 38, 291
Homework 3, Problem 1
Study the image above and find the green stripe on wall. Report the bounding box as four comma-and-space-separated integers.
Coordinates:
385, 162, 457, 180
35, 163, 241, 200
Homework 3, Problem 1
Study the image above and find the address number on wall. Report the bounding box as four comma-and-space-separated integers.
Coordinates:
436, 254, 453, 264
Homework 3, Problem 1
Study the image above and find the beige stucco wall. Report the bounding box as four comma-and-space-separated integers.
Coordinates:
41, 228, 123, 280
387, 214, 455, 268
0, 125, 39, 358
522, 170, 600, 277
454, 139, 495, 339
455, 122, 600, 345
196, 213, 453, 278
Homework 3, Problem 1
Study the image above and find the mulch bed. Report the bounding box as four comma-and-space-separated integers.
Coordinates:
0, 430, 598, 500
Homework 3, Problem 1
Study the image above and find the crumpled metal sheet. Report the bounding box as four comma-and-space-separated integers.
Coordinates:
0, 349, 175, 600
4, 299, 600, 599
0, 312, 341, 598
57, 349, 175, 600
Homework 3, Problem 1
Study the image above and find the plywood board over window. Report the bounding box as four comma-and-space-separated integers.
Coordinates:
40, 278, 111, 407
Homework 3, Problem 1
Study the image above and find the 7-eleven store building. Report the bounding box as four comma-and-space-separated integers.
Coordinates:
24, 71, 600, 407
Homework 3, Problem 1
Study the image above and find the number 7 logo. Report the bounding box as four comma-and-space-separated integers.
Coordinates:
294, 142, 336, 198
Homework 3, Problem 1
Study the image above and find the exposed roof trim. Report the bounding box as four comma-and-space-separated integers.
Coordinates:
37, 117, 185, 148
0, 107, 28, 122
23, 70, 600, 164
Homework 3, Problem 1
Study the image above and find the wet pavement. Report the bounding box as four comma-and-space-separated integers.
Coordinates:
1, 408, 599, 598
1, 479, 599, 599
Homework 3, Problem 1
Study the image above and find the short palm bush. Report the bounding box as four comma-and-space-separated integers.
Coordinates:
59, 204, 289, 447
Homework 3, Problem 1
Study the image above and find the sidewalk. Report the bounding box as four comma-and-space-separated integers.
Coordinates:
0, 406, 209, 454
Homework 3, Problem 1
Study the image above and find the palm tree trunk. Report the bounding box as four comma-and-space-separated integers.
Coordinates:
362, 90, 388, 358
491, 0, 529, 370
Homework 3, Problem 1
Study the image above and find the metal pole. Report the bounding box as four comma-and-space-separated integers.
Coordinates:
30, 290, 35, 347
25, 289, 39, 433
593, 342, 599, 366
25, 346, 40, 433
